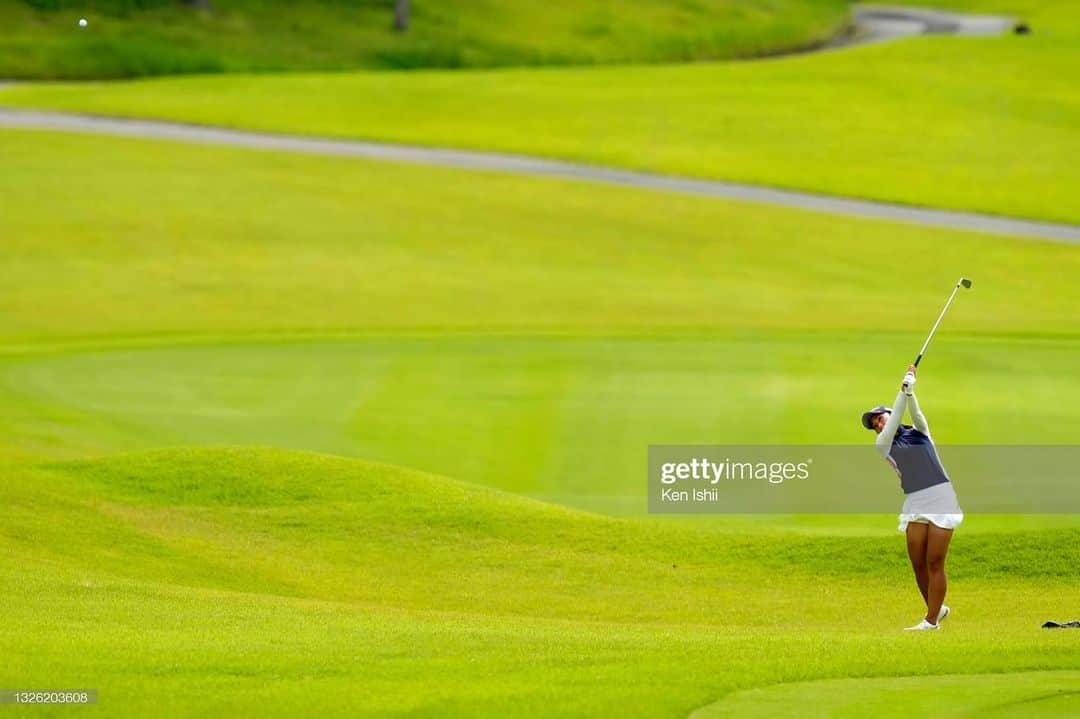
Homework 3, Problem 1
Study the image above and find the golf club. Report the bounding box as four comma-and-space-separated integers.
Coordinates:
905, 278, 972, 389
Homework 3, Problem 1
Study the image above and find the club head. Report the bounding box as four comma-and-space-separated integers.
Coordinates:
960, 278, 972, 288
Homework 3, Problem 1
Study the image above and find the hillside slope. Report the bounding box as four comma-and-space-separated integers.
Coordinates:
8, 0, 1076, 222
0, 0, 848, 79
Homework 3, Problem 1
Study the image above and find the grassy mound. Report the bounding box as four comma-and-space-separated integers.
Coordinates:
0, 0, 849, 79
2, 447, 1078, 716
10, 446, 1080, 611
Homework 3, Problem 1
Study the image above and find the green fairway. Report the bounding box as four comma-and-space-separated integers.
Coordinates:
695, 672, 1080, 718
4, 333, 1080, 511
2, 128, 1078, 502
5, 1, 1077, 222
2, 123, 1079, 717
0, 0, 849, 79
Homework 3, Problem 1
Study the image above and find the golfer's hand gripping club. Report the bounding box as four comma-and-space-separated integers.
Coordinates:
902, 365, 917, 395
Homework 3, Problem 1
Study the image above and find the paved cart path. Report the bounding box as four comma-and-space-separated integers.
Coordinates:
833, 4, 1019, 47
3, 108, 1075, 243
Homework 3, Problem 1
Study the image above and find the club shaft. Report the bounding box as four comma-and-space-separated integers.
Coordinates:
915, 282, 963, 363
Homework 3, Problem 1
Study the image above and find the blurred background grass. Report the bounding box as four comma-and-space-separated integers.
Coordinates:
0, 0, 851, 79
6, 1, 1074, 221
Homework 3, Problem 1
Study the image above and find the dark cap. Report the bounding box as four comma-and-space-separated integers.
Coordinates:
861, 405, 892, 430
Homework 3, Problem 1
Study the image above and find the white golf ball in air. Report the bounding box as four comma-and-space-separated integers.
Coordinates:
78, 18, 88, 27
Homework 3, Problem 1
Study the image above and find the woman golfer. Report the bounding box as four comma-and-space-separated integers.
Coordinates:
863, 365, 963, 631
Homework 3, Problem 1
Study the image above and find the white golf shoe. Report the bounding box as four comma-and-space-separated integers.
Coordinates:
937, 605, 950, 624
904, 619, 940, 631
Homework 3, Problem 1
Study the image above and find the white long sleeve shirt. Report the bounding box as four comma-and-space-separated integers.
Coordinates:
874, 389, 951, 493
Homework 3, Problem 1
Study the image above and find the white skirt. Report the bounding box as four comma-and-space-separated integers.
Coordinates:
898, 481, 963, 532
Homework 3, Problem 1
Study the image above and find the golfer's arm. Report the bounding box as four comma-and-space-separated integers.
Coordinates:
875, 390, 907, 457
907, 392, 930, 437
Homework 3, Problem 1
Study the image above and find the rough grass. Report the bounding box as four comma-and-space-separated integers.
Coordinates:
1, 447, 1078, 717
0, 0, 850, 79
1, 129, 1077, 347
6, 1, 1075, 221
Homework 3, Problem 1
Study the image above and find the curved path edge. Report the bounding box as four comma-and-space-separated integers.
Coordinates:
832, 4, 1019, 48
686, 669, 1080, 719
2, 107, 1077, 243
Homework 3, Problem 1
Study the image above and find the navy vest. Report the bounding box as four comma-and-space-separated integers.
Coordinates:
890, 426, 951, 494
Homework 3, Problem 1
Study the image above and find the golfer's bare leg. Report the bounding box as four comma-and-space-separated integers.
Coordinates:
925, 524, 953, 624
906, 522, 930, 606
